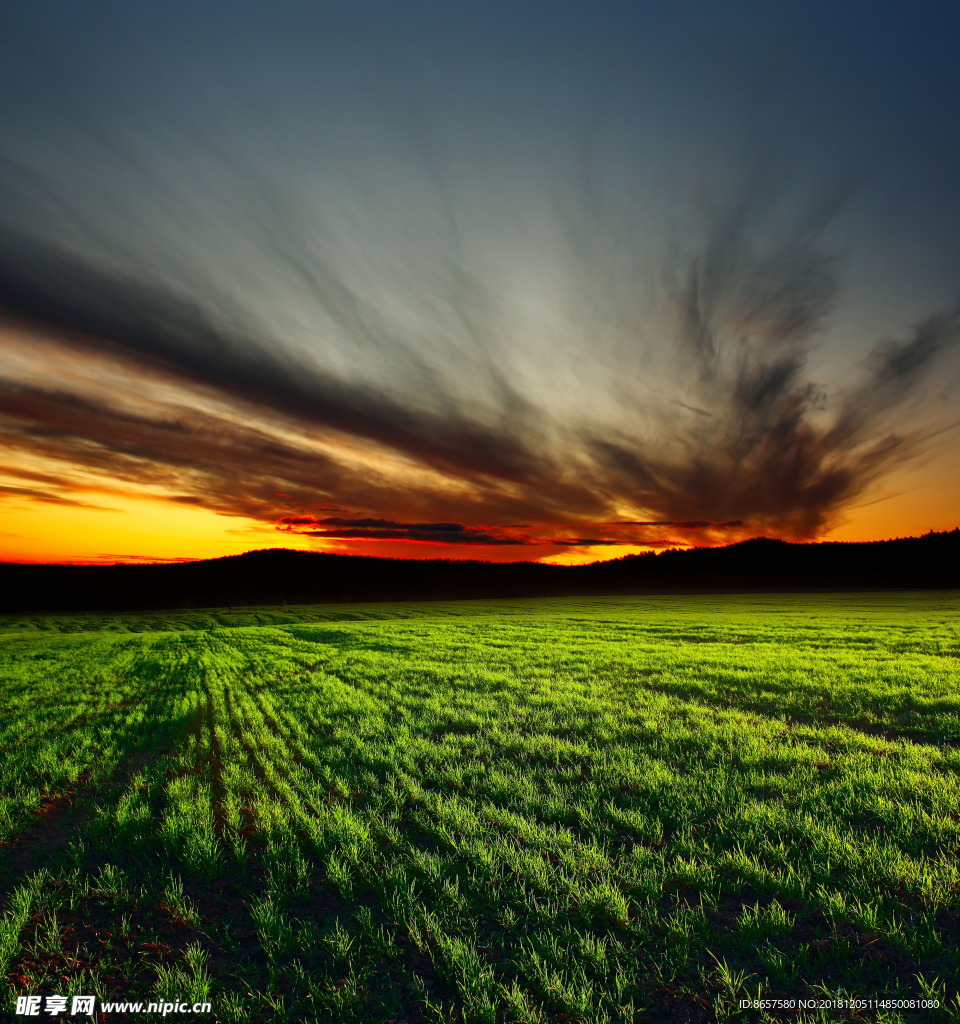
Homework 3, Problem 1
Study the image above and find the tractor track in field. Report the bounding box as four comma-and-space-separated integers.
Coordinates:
225, 678, 374, 838
225, 694, 292, 811
210, 718, 462, 1022
203, 685, 461, 1021
200, 683, 230, 841
0, 745, 169, 904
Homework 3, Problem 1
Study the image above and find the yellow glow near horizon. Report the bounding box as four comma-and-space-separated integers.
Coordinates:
0, 492, 318, 564
540, 545, 648, 566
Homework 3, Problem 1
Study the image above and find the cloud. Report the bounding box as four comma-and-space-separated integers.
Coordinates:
84, 554, 200, 563
277, 517, 530, 545
0, 227, 551, 487
597, 520, 728, 529
1, 179, 956, 552
551, 537, 622, 547
0, 352, 599, 550
575, 181, 960, 538
0, 482, 117, 510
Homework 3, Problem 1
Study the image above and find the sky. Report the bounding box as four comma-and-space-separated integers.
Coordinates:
1, 0, 959, 565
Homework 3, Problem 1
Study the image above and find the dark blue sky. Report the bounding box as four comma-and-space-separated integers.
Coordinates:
4, 0, 959, 319
1, 1, 958, 560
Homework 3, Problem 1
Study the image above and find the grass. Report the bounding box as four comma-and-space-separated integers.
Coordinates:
0, 591, 958, 1022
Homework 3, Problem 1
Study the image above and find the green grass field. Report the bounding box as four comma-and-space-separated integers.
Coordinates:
1, 593, 958, 1023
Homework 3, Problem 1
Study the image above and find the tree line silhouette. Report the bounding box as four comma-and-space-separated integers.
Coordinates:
1, 531, 957, 613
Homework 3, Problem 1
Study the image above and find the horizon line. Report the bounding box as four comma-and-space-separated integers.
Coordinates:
3, 528, 958, 569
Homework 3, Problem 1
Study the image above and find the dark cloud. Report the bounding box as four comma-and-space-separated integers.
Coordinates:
551, 538, 622, 547
599, 520, 718, 529
299, 529, 526, 545
0, 363, 594, 540
0, 464, 90, 488
0, 234, 545, 486
279, 518, 530, 546
577, 185, 960, 539
278, 518, 680, 549
85, 554, 199, 563
0, 373, 380, 522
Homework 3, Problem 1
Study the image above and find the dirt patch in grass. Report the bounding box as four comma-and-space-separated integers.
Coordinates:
0, 748, 167, 900
6, 880, 198, 1003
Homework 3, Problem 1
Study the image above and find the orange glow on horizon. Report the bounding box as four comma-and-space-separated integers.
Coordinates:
0, 488, 678, 565
1, 313, 957, 564
2, 437, 959, 566
4, 478, 958, 567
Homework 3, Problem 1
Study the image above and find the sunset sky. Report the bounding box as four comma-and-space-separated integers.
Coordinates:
1, 1, 958, 565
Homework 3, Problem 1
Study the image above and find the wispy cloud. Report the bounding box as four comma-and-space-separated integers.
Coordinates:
0, 482, 117, 511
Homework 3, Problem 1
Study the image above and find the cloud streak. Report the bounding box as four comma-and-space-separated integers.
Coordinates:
0, 483, 116, 511
277, 516, 531, 545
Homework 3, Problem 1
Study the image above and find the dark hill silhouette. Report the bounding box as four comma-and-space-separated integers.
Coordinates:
1, 530, 957, 613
